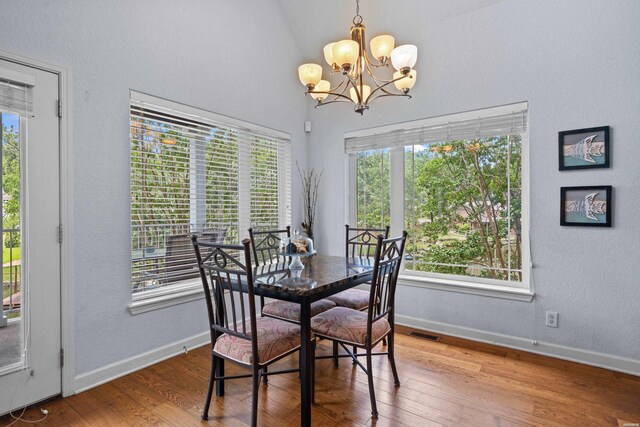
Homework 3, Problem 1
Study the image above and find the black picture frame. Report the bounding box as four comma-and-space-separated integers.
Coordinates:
558, 126, 610, 170
560, 185, 612, 227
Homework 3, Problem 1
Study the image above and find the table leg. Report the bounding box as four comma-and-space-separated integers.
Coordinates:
300, 299, 312, 427
215, 356, 225, 396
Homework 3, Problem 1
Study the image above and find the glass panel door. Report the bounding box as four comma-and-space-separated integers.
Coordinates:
0, 111, 22, 370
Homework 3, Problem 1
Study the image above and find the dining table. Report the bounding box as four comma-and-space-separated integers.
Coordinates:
213, 254, 375, 427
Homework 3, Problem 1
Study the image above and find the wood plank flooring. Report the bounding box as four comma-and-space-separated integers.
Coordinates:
2, 325, 639, 426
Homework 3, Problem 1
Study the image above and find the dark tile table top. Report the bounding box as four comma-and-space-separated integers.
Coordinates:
253, 255, 374, 298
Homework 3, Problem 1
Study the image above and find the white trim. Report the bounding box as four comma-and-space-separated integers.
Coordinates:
0, 48, 75, 398
398, 275, 534, 302
396, 314, 640, 376
72, 331, 210, 394
130, 90, 291, 141
345, 155, 356, 226
345, 101, 528, 139
389, 147, 404, 236
129, 282, 204, 315
0, 66, 36, 86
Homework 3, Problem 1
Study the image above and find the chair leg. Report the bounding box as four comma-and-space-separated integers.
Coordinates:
311, 340, 316, 404
366, 349, 378, 418
202, 355, 217, 421
262, 365, 268, 384
352, 346, 357, 364
382, 336, 387, 346
251, 368, 262, 427
388, 332, 400, 386
333, 341, 339, 368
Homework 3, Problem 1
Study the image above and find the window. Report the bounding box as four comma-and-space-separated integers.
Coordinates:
130, 92, 291, 298
347, 103, 529, 291
355, 149, 390, 228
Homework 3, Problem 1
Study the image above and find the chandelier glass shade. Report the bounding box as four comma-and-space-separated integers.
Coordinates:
297, 0, 417, 115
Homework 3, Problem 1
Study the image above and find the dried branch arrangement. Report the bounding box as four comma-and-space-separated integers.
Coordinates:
297, 162, 323, 240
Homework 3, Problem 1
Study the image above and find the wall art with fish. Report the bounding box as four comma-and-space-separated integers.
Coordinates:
561, 186, 612, 227
559, 126, 610, 170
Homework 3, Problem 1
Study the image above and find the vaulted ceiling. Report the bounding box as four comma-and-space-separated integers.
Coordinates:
274, 0, 506, 62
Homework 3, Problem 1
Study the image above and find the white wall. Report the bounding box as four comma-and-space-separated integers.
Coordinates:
306, 0, 640, 364
0, 0, 308, 380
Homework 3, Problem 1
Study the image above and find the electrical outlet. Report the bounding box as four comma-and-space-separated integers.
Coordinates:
545, 311, 559, 328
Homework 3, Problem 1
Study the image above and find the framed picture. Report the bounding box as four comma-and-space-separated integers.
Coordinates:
559, 126, 610, 170
560, 186, 612, 227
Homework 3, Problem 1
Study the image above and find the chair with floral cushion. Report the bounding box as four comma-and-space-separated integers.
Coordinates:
326, 224, 390, 311
327, 224, 391, 357
249, 226, 337, 326
311, 231, 407, 418
192, 236, 312, 426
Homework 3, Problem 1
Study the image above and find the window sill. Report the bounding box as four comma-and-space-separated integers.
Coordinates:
398, 274, 534, 302
129, 281, 205, 315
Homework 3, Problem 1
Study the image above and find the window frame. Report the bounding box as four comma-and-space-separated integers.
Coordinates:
346, 103, 532, 301
129, 91, 291, 314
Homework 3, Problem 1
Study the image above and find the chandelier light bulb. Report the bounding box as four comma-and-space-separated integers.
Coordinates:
370, 35, 395, 61
332, 40, 359, 71
298, 63, 323, 88
323, 43, 336, 67
393, 69, 417, 93
349, 84, 371, 104
310, 80, 330, 101
390, 44, 418, 71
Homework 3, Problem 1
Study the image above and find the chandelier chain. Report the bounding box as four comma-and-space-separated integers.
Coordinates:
353, 0, 363, 25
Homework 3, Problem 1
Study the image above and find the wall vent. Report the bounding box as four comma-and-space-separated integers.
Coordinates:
409, 331, 440, 341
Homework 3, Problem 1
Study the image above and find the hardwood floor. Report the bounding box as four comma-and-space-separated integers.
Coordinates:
2, 325, 639, 426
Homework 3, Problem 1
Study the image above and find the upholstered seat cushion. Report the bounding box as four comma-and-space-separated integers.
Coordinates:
310, 307, 390, 346
326, 288, 371, 310
262, 299, 336, 322
213, 317, 303, 365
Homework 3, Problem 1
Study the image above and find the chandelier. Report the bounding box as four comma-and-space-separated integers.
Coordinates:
297, 0, 417, 115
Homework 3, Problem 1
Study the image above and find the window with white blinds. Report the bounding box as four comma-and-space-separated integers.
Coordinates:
348, 102, 530, 290
130, 91, 291, 295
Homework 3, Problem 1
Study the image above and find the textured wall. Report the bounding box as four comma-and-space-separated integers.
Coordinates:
0, 0, 638, 381
0, 0, 308, 375
306, 0, 640, 360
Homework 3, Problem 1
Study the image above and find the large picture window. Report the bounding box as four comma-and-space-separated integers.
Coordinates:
130, 92, 291, 296
348, 103, 528, 289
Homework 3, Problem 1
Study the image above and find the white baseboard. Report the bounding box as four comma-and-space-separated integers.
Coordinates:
71, 331, 210, 395
70, 315, 639, 395
396, 314, 640, 377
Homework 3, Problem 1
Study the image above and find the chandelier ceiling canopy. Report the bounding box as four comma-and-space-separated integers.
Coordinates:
297, 0, 418, 115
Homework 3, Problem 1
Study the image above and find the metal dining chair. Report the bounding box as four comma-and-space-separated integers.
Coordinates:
311, 231, 407, 418
192, 236, 313, 426
326, 224, 391, 311
249, 226, 336, 325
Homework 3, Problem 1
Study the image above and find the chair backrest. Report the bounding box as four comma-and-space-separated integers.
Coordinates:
164, 234, 199, 282
164, 230, 226, 283
201, 228, 227, 244
248, 226, 291, 266
367, 231, 408, 339
345, 224, 390, 258
192, 236, 259, 358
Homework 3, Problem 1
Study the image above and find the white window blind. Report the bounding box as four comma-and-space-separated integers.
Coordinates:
0, 77, 33, 117
130, 92, 291, 294
345, 103, 527, 153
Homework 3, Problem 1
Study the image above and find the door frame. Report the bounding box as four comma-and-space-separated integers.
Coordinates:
0, 48, 74, 397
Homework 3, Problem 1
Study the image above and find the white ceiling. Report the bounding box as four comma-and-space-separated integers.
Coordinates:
274, 0, 506, 61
